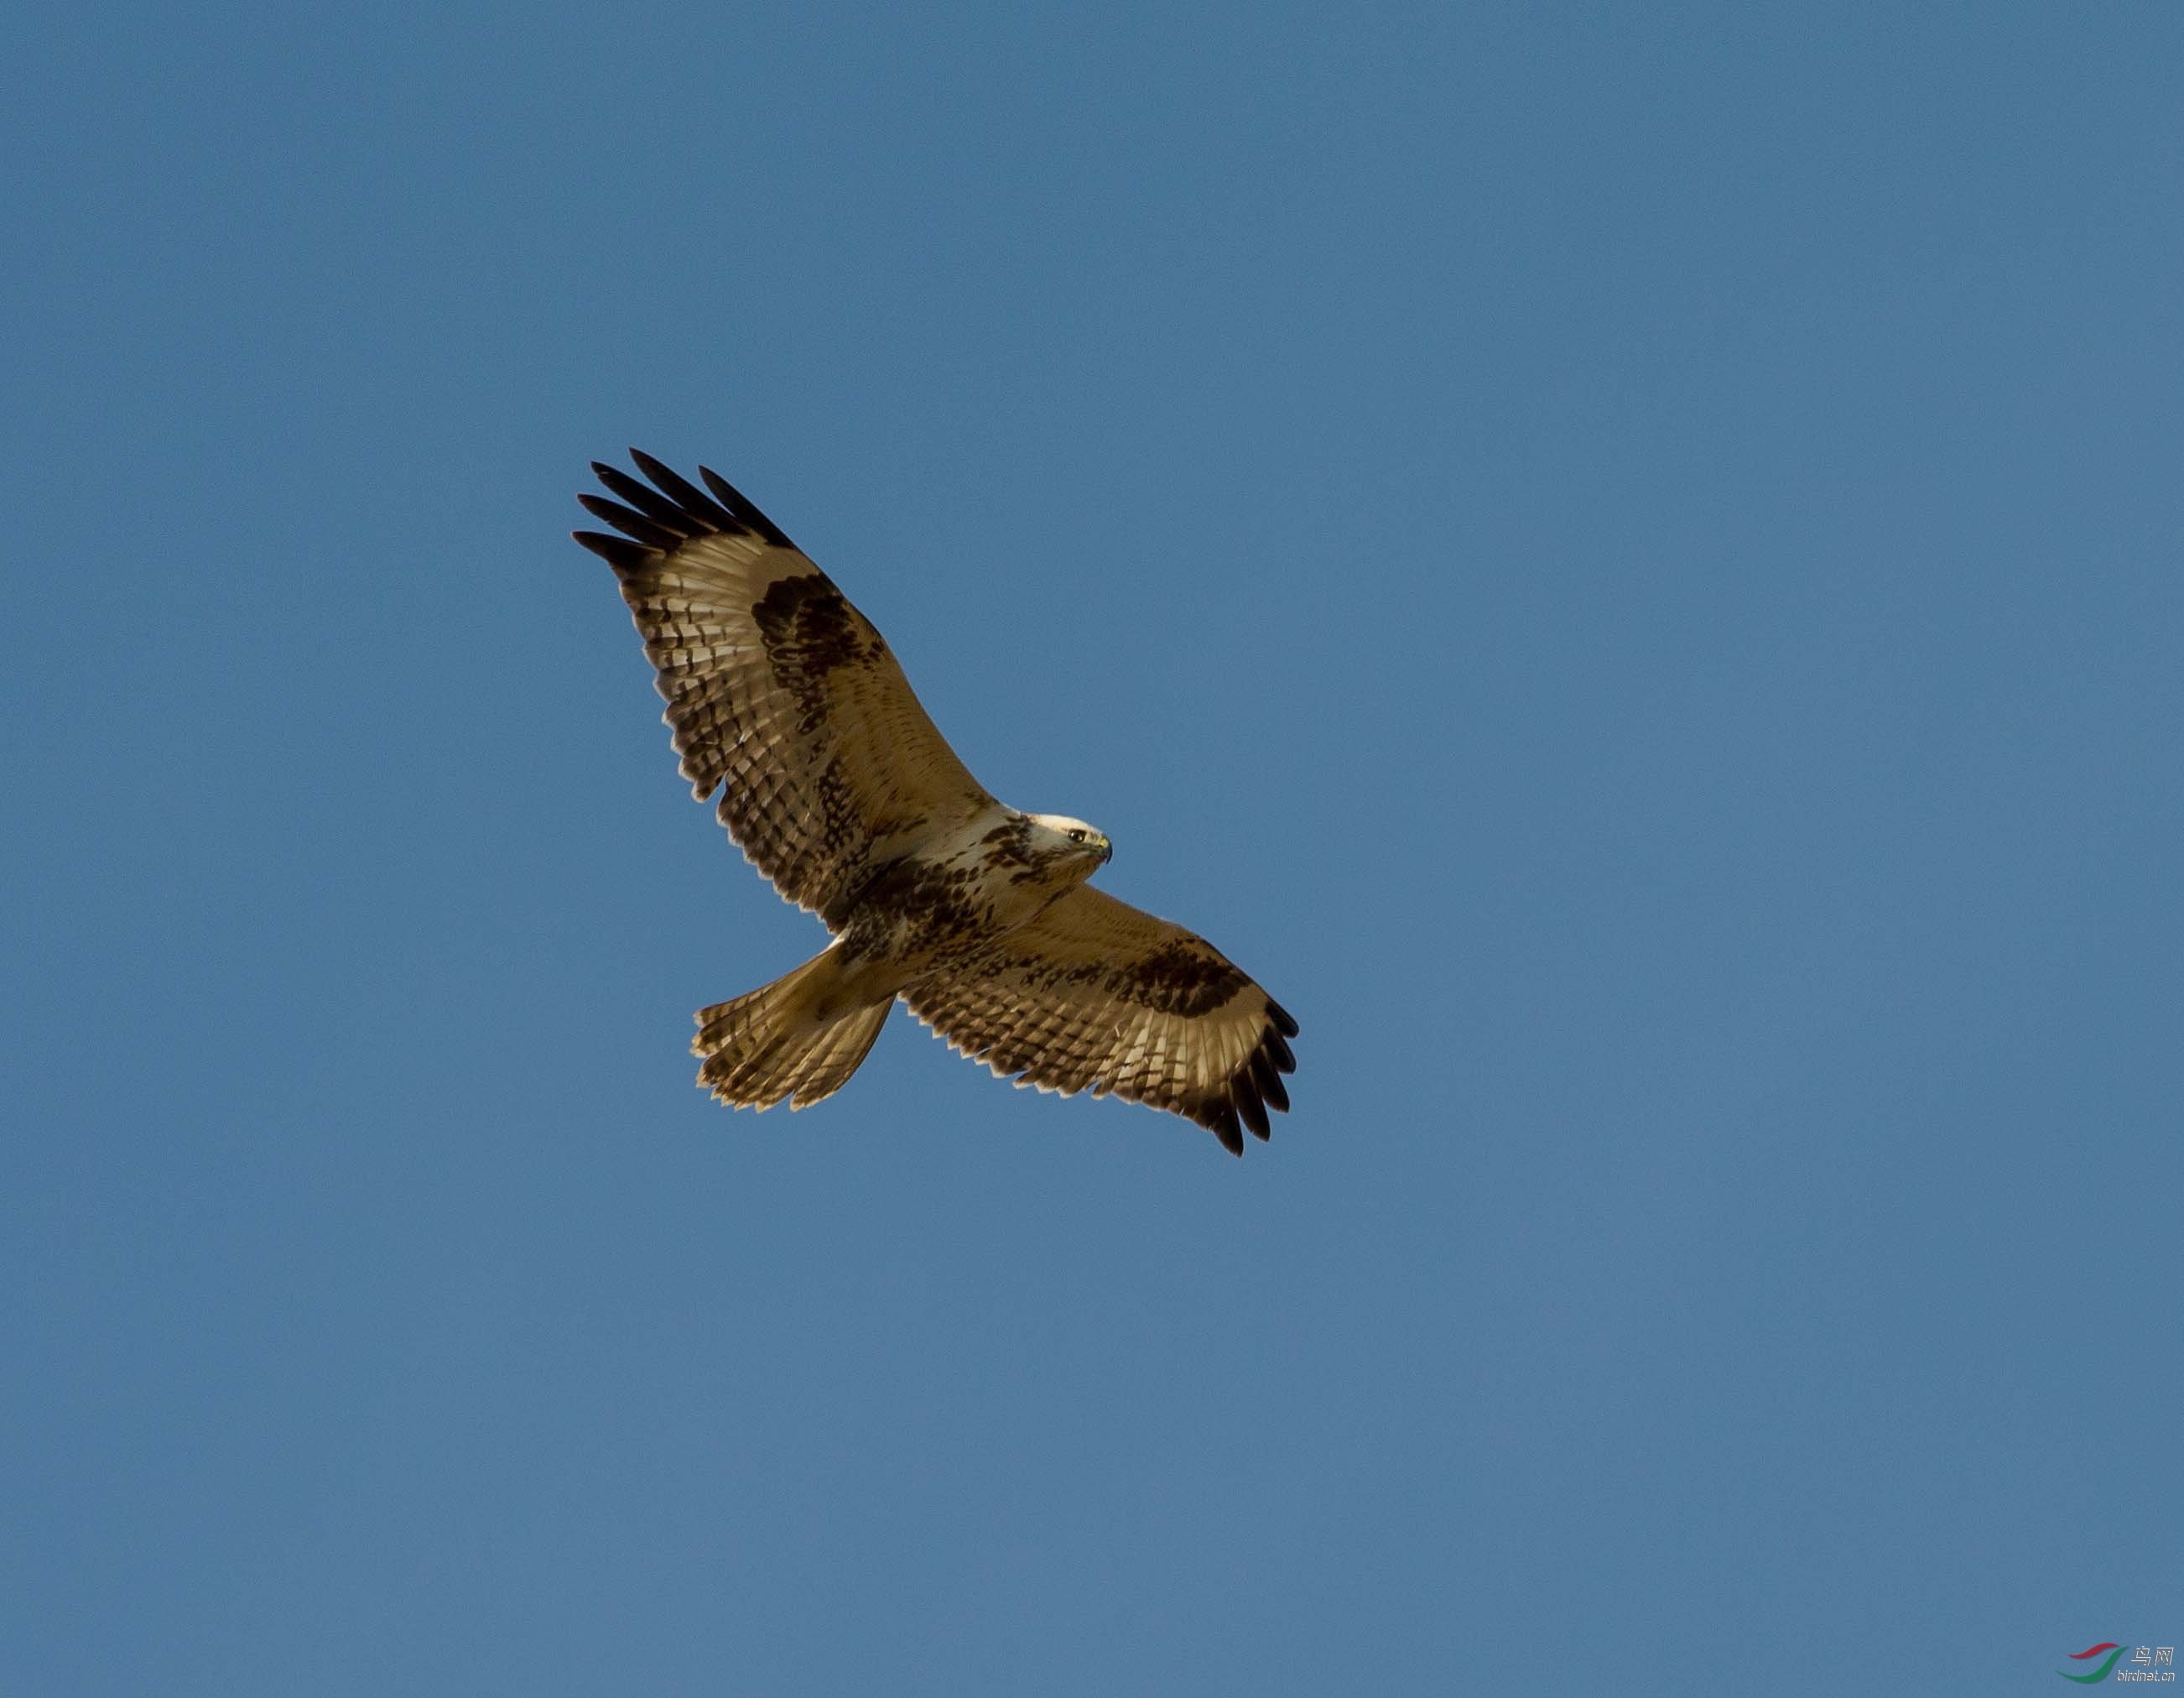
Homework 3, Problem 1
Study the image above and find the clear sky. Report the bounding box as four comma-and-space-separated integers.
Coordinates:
6, 3, 2181, 1693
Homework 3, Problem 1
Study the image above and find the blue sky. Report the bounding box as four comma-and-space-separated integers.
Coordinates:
6, 3, 2181, 1692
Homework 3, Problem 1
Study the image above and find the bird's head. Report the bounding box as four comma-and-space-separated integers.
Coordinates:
1025, 813, 1114, 870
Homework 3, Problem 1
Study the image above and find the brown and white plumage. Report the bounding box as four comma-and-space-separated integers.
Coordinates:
905, 888, 1298, 1154
573, 451, 1298, 1154
576, 452, 991, 929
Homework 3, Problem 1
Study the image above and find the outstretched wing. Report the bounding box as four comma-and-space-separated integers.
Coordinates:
574, 452, 994, 930
902, 886, 1298, 1155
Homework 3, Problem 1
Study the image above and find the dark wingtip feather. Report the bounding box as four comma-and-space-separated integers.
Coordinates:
699, 465, 796, 548
572, 529, 651, 572
576, 493, 683, 550
1267, 998, 1299, 1038
1235, 1081, 1271, 1141
592, 463, 703, 535
1267, 1030, 1297, 1074
1251, 1050, 1290, 1114
1210, 1107, 1245, 1156
629, 449, 741, 533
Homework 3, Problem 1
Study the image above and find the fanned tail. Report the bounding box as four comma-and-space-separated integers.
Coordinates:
692, 951, 892, 1110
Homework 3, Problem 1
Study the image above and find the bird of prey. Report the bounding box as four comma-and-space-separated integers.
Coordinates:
572, 452, 1297, 1154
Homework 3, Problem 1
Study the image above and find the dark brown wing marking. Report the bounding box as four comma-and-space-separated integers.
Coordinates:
902, 886, 1298, 1155
574, 452, 994, 929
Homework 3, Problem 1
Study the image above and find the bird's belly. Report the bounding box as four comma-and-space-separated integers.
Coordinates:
835, 853, 1054, 977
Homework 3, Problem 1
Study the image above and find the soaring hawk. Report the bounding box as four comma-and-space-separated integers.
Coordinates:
572, 452, 1297, 1154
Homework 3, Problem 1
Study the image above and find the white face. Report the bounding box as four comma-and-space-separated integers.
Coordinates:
1027, 812, 1114, 865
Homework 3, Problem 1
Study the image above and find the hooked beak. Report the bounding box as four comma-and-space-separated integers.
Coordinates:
1099, 836, 1114, 865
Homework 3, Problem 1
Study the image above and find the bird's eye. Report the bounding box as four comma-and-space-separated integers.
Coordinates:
1068, 829, 1086, 843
